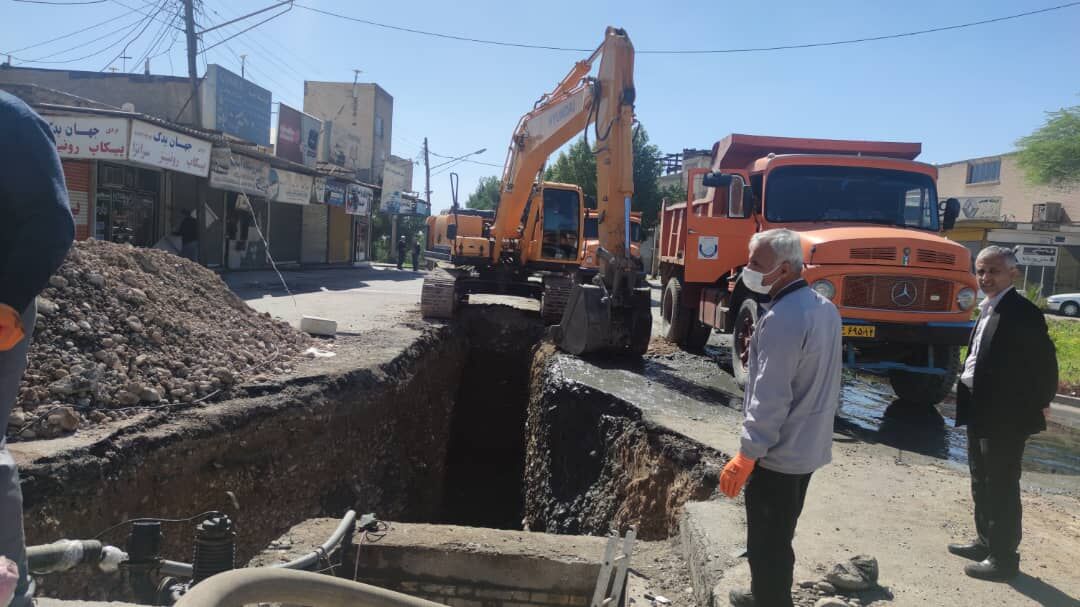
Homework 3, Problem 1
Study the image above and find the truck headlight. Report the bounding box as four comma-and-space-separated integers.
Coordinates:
811, 279, 836, 300
957, 288, 976, 310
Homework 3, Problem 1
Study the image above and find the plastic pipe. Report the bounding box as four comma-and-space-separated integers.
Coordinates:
26, 540, 102, 574
272, 510, 356, 571
174, 568, 446, 607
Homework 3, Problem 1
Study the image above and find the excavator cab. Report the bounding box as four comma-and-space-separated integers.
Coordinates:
522, 183, 586, 267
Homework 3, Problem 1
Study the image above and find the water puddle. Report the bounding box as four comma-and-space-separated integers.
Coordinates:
839, 373, 1080, 476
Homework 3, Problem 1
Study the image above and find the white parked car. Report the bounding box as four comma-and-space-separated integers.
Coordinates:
1045, 292, 1080, 317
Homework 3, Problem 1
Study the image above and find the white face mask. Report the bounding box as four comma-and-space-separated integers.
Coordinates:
742, 263, 782, 295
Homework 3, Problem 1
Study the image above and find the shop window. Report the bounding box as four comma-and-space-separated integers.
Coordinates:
966, 159, 1000, 184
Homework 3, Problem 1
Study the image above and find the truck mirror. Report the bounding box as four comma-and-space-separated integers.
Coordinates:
702, 172, 732, 188
941, 197, 960, 231
728, 175, 749, 219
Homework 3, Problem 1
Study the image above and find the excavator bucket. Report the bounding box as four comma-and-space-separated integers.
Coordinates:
555, 283, 652, 356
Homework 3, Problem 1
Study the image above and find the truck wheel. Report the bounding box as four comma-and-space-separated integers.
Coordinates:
889, 345, 962, 406
731, 299, 758, 388
661, 277, 692, 344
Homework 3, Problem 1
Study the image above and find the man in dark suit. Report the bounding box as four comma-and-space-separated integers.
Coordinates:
949, 246, 1058, 581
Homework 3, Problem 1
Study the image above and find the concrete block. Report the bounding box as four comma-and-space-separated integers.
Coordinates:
474, 589, 516, 601
300, 315, 338, 336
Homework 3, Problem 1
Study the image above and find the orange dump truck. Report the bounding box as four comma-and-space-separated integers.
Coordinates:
658, 134, 975, 406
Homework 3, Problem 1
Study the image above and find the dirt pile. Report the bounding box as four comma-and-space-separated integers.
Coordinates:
9, 240, 309, 440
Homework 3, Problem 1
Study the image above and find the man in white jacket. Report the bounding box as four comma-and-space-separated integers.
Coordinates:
721, 229, 843, 607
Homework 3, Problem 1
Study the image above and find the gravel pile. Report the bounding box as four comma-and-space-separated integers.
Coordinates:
8, 240, 310, 440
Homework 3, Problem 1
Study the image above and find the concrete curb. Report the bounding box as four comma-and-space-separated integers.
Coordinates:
1053, 393, 1080, 409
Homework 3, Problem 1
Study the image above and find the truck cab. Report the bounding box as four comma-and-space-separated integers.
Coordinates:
659, 134, 976, 406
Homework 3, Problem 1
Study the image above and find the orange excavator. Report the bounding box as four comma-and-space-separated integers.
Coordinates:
421, 27, 651, 355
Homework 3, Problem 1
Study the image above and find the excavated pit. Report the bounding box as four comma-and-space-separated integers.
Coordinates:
18, 306, 721, 600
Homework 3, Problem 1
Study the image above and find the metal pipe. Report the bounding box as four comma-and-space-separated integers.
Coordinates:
174, 568, 446, 607
161, 559, 194, 578
27, 540, 103, 574
273, 510, 356, 571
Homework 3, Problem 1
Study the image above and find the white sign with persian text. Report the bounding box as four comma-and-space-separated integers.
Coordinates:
1014, 245, 1058, 268
45, 116, 129, 160
268, 168, 314, 205
209, 147, 270, 196
129, 121, 211, 176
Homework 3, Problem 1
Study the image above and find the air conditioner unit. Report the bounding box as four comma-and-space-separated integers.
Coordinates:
1032, 202, 1064, 224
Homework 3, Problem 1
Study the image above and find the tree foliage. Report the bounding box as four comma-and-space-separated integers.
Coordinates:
466, 175, 502, 210
544, 125, 665, 233
1016, 105, 1080, 186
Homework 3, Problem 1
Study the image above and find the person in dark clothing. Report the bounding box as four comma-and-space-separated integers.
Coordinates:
949, 246, 1058, 582
412, 241, 421, 271
0, 91, 75, 607
396, 236, 407, 270
173, 209, 199, 261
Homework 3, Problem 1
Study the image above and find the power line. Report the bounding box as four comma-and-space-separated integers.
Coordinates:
293, 2, 1080, 54
108, 0, 183, 31
100, 0, 169, 71
199, 3, 293, 54
203, 2, 313, 82
13, 0, 108, 4
10, 10, 149, 64
133, 1, 181, 68
1, 0, 157, 55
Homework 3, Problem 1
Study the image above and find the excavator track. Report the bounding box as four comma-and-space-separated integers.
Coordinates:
541, 275, 572, 325
421, 269, 459, 319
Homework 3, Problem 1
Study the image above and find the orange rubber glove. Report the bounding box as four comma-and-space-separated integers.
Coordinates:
0, 304, 25, 351
720, 452, 756, 498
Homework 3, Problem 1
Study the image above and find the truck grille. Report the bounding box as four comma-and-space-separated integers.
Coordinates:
916, 249, 957, 266
850, 247, 896, 261
842, 275, 953, 312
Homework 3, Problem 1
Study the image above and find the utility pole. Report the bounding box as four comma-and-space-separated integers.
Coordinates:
183, 0, 201, 127
424, 137, 432, 206
240, 54, 247, 79
120, 55, 131, 72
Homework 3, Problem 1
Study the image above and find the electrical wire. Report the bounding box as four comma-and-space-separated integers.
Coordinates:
14, 0, 108, 4
293, 2, 1080, 54
9, 10, 150, 64
205, 1, 325, 82
132, 1, 181, 69
100, 0, 169, 71
199, 3, 293, 54
92, 511, 225, 540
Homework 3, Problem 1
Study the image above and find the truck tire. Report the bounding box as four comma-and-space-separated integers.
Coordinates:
661, 277, 690, 343
889, 345, 962, 406
731, 298, 758, 388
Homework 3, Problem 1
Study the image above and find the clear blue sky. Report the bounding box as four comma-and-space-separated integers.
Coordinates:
4, 0, 1079, 213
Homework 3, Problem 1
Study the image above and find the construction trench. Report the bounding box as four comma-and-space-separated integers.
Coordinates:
16, 305, 722, 603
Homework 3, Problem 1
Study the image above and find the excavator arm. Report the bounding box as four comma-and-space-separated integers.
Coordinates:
520, 27, 649, 356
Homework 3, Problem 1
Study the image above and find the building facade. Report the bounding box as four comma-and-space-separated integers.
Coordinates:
938, 152, 1080, 296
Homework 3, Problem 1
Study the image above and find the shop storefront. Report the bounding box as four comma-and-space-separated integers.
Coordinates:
267, 167, 314, 265
326, 179, 351, 264
208, 146, 272, 270
346, 183, 373, 263
301, 175, 329, 264
61, 159, 93, 240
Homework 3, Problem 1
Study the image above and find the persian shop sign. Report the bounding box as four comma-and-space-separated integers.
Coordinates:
46, 116, 129, 160
128, 121, 211, 177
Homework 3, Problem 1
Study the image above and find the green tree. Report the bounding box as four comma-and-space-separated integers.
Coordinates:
543, 126, 665, 233
544, 138, 596, 198
466, 175, 502, 210
1016, 105, 1080, 186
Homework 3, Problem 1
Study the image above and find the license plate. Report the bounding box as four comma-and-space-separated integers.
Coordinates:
842, 325, 876, 338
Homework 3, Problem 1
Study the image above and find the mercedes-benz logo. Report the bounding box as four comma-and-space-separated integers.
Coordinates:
891, 281, 918, 307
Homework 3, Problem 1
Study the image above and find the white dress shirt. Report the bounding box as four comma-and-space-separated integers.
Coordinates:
960, 287, 1014, 389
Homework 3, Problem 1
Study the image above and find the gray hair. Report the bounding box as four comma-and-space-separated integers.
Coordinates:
977, 245, 1018, 268
750, 228, 804, 271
